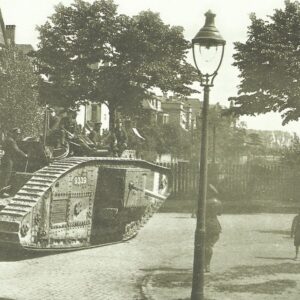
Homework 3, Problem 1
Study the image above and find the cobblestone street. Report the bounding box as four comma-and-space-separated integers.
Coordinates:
1, 213, 190, 300
0, 213, 299, 300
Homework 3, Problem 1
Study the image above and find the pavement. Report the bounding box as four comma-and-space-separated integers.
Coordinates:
0, 213, 299, 300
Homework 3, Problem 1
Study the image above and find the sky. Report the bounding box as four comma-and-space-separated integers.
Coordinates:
1, 0, 299, 134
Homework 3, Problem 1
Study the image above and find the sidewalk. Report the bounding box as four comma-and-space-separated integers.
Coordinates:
141, 214, 300, 300
0, 213, 299, 299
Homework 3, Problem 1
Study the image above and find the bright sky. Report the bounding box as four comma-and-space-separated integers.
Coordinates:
1, 0, 299, 134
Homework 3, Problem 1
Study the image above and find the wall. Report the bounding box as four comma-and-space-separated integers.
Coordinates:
76, 103, 110, 134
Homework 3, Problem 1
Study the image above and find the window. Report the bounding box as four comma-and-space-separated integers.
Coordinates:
91, 104, 98, 122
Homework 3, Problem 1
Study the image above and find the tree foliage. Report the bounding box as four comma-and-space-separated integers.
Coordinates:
33, 0, 197, 127
0, 47, 42, 137
159, 123, 191, 157
230, 1, 300, 124
129, 115, 192, 160
281, 133, 300, 165
202, 104, 248, 162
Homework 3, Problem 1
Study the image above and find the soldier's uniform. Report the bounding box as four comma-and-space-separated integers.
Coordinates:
114, 122, 128, 157
204, 185, 222, 272
88, 123, 102, 148
47, 109, 67, 148
291, 213, 300, 260
0, 128, 28, 196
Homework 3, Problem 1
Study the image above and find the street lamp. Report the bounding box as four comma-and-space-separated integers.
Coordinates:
191, 10, 225, 300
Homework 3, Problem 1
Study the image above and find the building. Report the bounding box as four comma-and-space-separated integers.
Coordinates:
186, 97, 202, 128
0, 9, 7, 142
141, 96, 166, 124
5, 24, 34, 54
76, 103, 110, 135
140, 95, 202, 131
0, 9, 7, 48
161, 96, 195, 131
0, 10, 34, 54
0, 9, 33, 51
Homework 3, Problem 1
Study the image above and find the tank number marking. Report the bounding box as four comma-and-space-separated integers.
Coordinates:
73, 176, 88, 185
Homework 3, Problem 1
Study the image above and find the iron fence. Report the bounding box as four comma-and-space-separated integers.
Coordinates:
160, 161, 300, 202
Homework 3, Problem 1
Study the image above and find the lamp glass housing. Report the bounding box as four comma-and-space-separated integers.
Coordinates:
192, 10, 225, 78
193, 43, 224, 76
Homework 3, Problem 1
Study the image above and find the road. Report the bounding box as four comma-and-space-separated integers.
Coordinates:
0, 213, 299, 300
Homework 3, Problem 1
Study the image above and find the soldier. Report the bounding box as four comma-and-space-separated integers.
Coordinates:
47, 108, 67, 148
291, 210, 300, 260
88, 122, 102, 148
0, 128, 28, 197
113, 119, 128, 157
62, 109, 78, 135
205, 184, 222, 272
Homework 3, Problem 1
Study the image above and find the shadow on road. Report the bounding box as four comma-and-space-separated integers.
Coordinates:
214, 262, 300, 282
0, 239, 129, 262
257, 229, 290, 235
255, 256, 294, 261
216, 279, 297, 295
140, 263, 300, 299
0, 249, 66, 262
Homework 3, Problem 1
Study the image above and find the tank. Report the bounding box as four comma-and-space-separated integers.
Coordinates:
0, 140, 170, 252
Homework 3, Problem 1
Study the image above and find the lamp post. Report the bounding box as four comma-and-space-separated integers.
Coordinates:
191, 10, 225, 300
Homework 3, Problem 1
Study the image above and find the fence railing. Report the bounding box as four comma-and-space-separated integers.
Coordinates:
160, 161, 300, 202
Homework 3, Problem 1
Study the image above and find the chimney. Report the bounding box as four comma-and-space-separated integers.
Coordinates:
6, 25, 16, 45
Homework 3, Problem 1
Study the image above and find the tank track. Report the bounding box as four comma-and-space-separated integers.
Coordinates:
122, 198, 165, 241
0, 158, 87, 221
0, 157, 169, 250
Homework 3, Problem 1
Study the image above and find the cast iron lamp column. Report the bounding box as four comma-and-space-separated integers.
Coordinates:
191, 10, 225, 300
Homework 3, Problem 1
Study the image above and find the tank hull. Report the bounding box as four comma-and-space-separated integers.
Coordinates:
0, 157, 169, 252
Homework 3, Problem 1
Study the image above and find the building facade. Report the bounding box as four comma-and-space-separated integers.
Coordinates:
160, 96, 199, 131
76, 103, 110, 135
0, 9, 7, 48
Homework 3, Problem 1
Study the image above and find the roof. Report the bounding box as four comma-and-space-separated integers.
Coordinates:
16, 44, 34, 55
0, 9, 33, 51
186, 98, 202, 119
186, 98, 202, 110
0, 9, 7, 47
161, 101, 185, 112
142, 98, 162, 112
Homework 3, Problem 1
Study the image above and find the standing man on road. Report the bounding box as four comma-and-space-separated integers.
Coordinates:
291, 210, 300, 260
0, 128, 28, 197
205, 184, 222, 272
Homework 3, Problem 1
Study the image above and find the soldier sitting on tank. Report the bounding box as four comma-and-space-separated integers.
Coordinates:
110, 119, 128, 157
0, 128, 28, 197
62, 108, 78, 135
88, 122, 103, 148
62, 114, 98, 155
47, 108, 67, 149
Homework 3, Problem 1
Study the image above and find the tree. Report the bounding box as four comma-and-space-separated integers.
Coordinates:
129, 115, 192, 161
204, 104, 247, 163
230, 1, 300, 125
159, 123, 191, 158
33, 0, 197, 128
281, 133, 300, 165
0, 47, 42, 138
